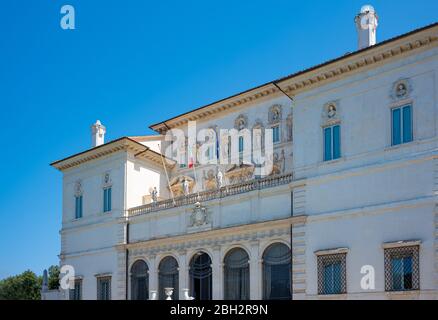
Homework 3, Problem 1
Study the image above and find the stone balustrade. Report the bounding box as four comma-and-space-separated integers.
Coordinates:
128, 173, 293, 217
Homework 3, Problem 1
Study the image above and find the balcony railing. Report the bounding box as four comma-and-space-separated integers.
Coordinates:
128, 173, 293, 217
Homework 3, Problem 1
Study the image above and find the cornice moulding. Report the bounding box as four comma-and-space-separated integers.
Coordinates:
150, 23, 438, 133
51, 137, 175, 171
124, 215, 307, 251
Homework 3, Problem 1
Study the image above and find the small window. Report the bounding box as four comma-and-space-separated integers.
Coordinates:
103, 187, 112, 213
69, 279, 82, 300
392, 105, 413, 146
323, 125, 341, 161
179, 152, 187, 168
384, 245, 419, 291
238, 136, 244, 153
317, 253, 347, 295
272, 126, 280, 144
206, 145, 215, 161
97, 277, 111, 300
238, 136, 244, 163
75, 195, 83, 219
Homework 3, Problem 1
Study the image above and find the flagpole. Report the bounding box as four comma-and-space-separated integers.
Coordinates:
158, 143, 176, 206
190, 144, 201, 201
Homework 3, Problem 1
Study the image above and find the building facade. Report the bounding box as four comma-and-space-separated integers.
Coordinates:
51, 7, 438, 300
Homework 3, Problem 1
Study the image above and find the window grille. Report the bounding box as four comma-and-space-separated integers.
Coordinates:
317, 253, 347, 295
384, 245, 419, 291
97, 277, 111, 300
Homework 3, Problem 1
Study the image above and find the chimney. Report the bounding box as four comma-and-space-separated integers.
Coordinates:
355, 5, 378, 50
91, 120, 106, 147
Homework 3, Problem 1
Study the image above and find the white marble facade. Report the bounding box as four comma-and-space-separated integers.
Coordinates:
51, 17, 438, 300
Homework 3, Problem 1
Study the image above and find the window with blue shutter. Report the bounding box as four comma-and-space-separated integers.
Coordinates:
238, 136, 244, 163
238, 136, 244, 153
272, 125, 280, 144
323, 125, 341, 161
392, 105, 412, 146
75, 195, 83, 219
103, 187, 112, 212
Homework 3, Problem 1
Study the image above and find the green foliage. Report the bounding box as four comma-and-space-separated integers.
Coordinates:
48, 265, 60, 290
0, 265, 60, 300
0, 270, 42, 300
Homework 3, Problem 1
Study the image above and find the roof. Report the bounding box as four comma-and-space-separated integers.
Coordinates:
51, 22, 438, 171
149, 21, 438, 133
51, 137, 175, 172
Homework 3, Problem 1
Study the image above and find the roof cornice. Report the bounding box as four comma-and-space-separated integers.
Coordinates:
51, 137, 175, 172
150, 22, 438, 133
277, 23, 438, 95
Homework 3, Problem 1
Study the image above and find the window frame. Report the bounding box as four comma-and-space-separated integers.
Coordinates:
384, 244, 420, 292
69, 279, 82, 300
391, 104, 413, 146
97, 276, 112, 300
323, 124, 341, 162
272, 125, 281, 144
103, 187, 112, 213
316, 250, 347, 295
75, 195, 83, 219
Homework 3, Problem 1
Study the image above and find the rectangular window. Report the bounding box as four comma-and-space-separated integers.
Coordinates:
103, 188, 112, 213
392, 105, 412, 146
384, 245, 419, 291
317, 253, 347, 295
69, 279, 82, 300
238, 136, 244, 163
179, 152, 186, 168
323, 125, 341, 161
238, 136, 244, 153
272, 126, 280, 144
97, 277, 111, 300
75, 195, 83, 219
206, 145, 215, 160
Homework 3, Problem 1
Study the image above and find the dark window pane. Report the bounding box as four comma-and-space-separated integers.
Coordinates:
224, 248, 250, 300
324, 127, 332, 161
262, 243, 291, 300
159, 256, 179, 300
402, 106, 413, 143
190, 253, 212, 300
131, 260, 149, 300
392, 108, 401, 146
333, 125, 341, 159
403, 257, 413, 290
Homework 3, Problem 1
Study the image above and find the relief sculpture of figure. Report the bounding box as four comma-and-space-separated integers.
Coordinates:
183, 179, 190, 196
151, 187, 158, 204
217, 170, 224, 189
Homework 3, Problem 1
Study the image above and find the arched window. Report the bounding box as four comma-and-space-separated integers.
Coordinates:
224, 248, 250, 300
262, 243, 291, 300
130, 260, 149, 300
189, 252, 212, 300
158, 256, 179, 300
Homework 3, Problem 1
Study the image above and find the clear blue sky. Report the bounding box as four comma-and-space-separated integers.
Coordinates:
0, 0, 437, 279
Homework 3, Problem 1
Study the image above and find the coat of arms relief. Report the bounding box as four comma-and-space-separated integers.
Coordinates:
188, 202, 211, 230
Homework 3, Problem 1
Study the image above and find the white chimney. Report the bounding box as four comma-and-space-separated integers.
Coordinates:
91, 120, 106, 147
355, 5, 378, 50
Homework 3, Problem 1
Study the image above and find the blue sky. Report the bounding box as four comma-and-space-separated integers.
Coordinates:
0, 0, 437, 279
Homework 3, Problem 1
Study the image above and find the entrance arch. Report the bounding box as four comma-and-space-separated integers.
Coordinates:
130, 260, 149, 300
189, 252, 212, 300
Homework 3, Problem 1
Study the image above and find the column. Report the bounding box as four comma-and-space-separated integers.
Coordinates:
249, 240, 262, 300
178, 250, 189, 300
149, 254, 158, 295
212, 245, 223, 300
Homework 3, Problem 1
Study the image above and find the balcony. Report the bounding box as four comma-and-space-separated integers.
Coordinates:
128, 172, 293, 217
